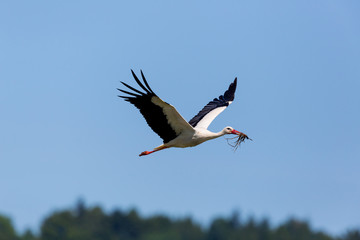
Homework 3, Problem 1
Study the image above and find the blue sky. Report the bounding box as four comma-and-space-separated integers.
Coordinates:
1, 0, 359, 235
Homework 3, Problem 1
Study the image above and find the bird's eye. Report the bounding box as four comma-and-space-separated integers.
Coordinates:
227, 127, 231, 130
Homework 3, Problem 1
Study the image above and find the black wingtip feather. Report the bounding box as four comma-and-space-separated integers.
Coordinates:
131, 70, 151, 94
140, 70, 155, 94
121, 81, 145, 95
118, 95, 129, 99
118, 89, 141, 97
223, 77, 237, 101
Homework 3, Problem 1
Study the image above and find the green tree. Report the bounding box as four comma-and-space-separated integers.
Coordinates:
108, 209, 143, 240
342, 230, 360, 240
41, 210, 74, 240
20, 229, 38, 240
0, 214, 17, 240
207, 217, 234, 240
41, 206, 112, 240
257, 219, 271, 240
273, 219, 332, 240
173, 218, 204, 240
1, 200, 356, 240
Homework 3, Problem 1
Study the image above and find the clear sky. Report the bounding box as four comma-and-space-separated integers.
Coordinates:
1, 0, 359, 235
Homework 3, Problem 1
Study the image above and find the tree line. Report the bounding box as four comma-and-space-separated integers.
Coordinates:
1, 200, 359, 240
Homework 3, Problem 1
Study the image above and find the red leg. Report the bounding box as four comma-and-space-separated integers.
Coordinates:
139, 146, 168, 157
139, 150, 155, 156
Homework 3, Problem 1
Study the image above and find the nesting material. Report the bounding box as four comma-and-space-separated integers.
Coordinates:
226, 132, 252, 151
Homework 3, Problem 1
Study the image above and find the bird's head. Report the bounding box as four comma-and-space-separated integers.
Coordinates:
223, 126, 241, 135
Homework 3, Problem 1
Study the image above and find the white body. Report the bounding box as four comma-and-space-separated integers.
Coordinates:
149, 96, 237, 152
155, 127, 229, 150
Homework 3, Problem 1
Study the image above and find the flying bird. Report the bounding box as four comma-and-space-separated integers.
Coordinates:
118, 70, 250, 156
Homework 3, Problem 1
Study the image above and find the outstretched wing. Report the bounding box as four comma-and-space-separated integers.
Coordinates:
118, 70, 194, 143
189, 78, 237, 129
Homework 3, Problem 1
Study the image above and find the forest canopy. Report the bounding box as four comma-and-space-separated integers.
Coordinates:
1, 200, 359, 240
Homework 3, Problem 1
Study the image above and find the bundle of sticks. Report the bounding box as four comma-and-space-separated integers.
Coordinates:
226, 132, 252, 151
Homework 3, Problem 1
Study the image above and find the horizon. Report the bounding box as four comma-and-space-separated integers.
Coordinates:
0, 198, 357, 236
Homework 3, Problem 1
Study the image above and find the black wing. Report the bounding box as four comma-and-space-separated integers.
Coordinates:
118, 70, 193, 143
188, 78, 237, 129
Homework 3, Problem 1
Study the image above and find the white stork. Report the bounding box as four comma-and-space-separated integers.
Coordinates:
118, 70, 250, 156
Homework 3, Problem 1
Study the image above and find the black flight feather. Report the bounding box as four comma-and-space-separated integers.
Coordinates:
141, 70, 155, 94
188, 78, 237, 128
118, 70, 178, 143
131, 69, 152, 94
117, 88, 140, 97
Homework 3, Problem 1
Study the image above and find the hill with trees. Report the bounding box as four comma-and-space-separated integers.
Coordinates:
1, 201, 359, 240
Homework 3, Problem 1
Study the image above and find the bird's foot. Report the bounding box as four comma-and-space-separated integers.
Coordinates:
139, 151, 153, 156
139, 146, 168, 156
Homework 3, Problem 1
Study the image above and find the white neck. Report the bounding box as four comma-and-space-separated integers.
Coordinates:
204, 129, 227, 140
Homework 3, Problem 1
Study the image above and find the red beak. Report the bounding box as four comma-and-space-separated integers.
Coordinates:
231, 129, 241, 135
